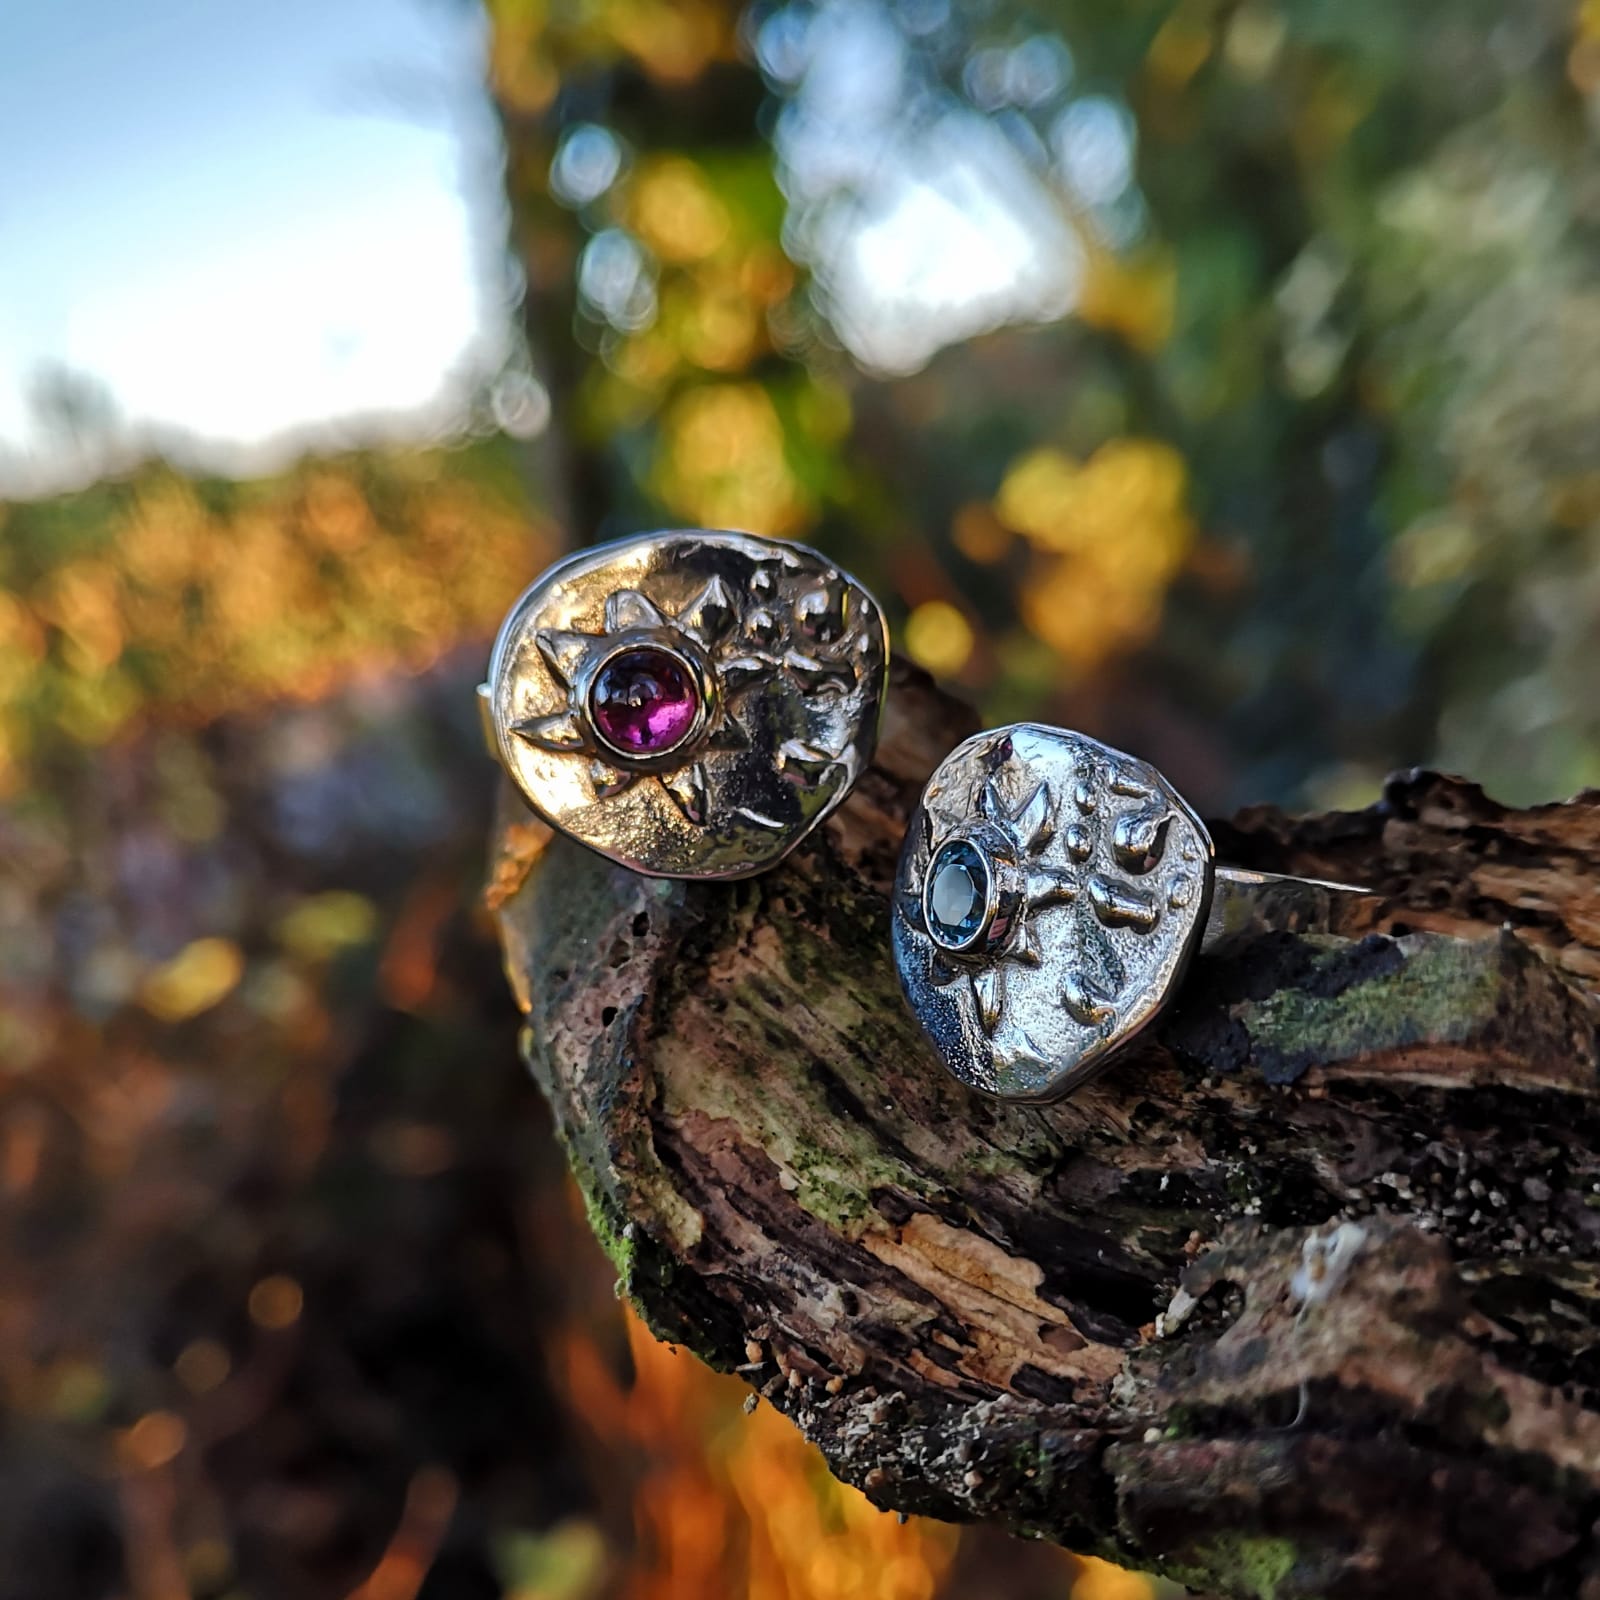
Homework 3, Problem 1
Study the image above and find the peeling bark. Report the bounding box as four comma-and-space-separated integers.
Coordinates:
491, 665, 1600, 1599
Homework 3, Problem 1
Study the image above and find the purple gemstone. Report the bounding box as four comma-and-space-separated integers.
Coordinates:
588, 647, 699, 756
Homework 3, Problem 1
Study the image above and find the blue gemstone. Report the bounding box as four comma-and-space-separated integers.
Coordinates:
926, 839, 991, 948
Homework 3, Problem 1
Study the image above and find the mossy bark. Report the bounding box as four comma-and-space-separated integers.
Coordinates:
491, 665, 1600, 1600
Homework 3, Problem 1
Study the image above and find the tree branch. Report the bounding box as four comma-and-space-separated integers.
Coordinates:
490, 665, 1600, 1599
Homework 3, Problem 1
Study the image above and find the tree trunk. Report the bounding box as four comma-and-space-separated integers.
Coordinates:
488, 664, 1600, 1600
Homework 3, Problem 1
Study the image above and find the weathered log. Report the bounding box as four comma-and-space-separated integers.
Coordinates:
489, 664, 1600, 1600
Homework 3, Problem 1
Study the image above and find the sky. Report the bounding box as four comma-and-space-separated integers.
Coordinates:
0, 0, 1122, 496
0, 0, 505, 492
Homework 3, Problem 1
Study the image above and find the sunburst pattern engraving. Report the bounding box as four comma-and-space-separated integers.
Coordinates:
515, 572, 862, 825
486, 531, 889, 880
901, 777, 1076, 1036
892, 724, 1215, 1100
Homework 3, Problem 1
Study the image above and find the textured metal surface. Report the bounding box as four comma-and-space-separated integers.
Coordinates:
894, 724, 1215, 1101
1204, 867, 1383, 949
486, 529, 888, 878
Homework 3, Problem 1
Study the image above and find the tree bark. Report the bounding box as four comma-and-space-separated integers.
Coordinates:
489, 664, 1600, 1600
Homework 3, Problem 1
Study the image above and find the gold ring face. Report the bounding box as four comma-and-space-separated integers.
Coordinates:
487, 530, 890, 879
894, 724, 1215, 1101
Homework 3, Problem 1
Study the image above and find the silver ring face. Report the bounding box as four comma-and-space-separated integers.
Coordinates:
487, 529, 889, 879
893, 724, 1215, 1101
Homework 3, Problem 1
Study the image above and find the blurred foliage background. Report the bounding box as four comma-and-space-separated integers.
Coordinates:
492, 0, 1600, 812
2, 0, 1599, 1596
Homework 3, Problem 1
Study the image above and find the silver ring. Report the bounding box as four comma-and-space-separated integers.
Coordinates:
481, 529, 889, 879
893, 723, 1374, 1101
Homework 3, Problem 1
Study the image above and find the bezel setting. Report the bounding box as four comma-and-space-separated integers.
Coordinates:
923, 836, 998, 953
580, 636, 715, 769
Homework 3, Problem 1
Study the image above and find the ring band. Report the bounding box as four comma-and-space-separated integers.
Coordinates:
1202, 866, 1382, 950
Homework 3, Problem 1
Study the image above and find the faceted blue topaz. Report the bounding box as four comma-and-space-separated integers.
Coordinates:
926, 838, 992, 949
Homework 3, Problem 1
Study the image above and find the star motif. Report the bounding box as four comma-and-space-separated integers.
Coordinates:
512, 570, 859, 825
908, 777, 1077, 1036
